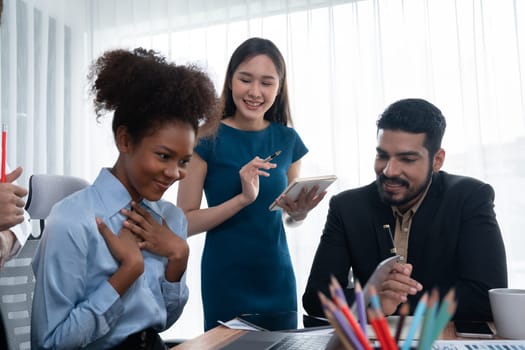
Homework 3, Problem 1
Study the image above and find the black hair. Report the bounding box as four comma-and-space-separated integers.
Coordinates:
377, 98, 446, 156
89, 47, 219, 144
219, 37, 292, 126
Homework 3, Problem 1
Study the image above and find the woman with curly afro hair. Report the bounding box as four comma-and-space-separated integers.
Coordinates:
31, 48, 218, 350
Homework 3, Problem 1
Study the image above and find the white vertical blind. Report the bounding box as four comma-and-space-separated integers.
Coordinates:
0, 0, 87, 185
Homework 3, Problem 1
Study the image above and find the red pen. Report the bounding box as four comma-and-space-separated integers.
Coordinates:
1, 123, 7, 183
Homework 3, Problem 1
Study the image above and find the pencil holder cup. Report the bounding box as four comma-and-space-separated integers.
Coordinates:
489, 288, 525, 339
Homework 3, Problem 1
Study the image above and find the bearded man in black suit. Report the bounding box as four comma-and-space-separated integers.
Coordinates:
303, 98, 507, 321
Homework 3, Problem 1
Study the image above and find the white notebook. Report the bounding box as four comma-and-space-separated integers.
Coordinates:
269, 175, 337, 211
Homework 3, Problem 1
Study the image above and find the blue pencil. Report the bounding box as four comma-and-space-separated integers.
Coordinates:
430, 289, 456, 343
401, 292, 428, 350
417, 289, 439, 350
368, 285, 382, 311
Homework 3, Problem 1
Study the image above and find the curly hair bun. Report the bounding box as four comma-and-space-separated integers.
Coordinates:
89, 47, 219, 140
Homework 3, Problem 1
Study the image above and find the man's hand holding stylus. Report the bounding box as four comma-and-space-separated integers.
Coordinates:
377, 262, 422, 315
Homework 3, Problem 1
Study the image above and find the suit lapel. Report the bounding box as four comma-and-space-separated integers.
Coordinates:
371, 187, 397, 261
407, 172, 443, 268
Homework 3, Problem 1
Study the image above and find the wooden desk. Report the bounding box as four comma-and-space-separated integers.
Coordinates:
171, 326, 245, 350
171, 323, 460, 349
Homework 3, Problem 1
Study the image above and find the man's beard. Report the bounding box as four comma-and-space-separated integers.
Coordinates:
376, 167, 433, 207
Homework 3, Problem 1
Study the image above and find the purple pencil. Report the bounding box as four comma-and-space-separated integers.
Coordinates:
324, 294, 365, 350
354, 280, 367, 333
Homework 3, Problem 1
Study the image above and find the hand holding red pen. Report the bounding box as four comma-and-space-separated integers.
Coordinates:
0, 166, 28, 232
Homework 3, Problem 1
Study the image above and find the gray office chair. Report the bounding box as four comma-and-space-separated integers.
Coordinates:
0, 174, 89, 350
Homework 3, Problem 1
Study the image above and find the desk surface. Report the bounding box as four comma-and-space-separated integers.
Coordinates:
171, 326, 245, 350
171, 323, 461, 350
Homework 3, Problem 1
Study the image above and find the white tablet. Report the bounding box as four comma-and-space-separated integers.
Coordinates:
269, 175, 337, 211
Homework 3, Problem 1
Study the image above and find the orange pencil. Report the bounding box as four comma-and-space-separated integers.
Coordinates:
367, 285, 398, 350
367, 308, 391, 350
378, 310, 398, 350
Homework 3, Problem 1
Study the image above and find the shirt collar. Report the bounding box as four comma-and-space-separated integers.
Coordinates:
92, 168, 164, 220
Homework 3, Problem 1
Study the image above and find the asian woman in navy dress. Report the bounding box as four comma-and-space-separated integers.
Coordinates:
177, 37, 326, 330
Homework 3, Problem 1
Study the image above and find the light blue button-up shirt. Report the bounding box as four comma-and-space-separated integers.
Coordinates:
31, 168, 189, 349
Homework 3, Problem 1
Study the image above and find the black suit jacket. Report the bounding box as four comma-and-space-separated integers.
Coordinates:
303, 171, 507, 321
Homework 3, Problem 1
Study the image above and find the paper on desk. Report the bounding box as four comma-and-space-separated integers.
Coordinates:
218, 317, 334, 335
218, 318, 265, 331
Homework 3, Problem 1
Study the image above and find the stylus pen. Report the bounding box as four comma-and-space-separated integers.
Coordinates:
383, 224, 397, 256
263, 150, 282, 162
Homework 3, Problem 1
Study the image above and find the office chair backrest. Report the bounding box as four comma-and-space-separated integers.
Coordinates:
0, 174, 90, 350
25, 174, 90, 233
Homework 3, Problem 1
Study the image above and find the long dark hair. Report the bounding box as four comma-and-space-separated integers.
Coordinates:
219, 37, 292, 126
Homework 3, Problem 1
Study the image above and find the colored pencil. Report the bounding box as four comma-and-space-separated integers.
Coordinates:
368, 307, 398, 350
394, 303, 409, 343
354, 279, 367, 333
417, 288, 439, 350
368, 285, 382, 312
401, 292, 428, 350
430, 288, 457, 342
319, 291, 361, 350
368, 308, 389, 350
330, 276, 373, 350
366, 284, 399, 350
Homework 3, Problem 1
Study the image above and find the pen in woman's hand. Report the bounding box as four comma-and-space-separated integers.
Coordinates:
263, 150, 282, 162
